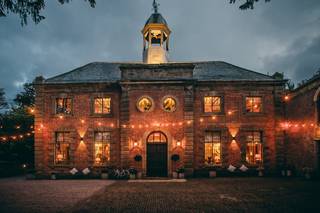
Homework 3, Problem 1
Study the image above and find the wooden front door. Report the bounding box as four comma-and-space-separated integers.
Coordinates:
147, 132, 168, 177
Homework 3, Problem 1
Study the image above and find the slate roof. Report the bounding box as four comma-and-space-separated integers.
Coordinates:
45, 61, 277, 84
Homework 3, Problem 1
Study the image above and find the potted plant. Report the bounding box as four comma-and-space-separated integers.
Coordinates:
101, 169, 109, 179
171, 154, 180, 178
134, 155, 143, 179
177, 167, 185, 179
302, 167, 313, 180
25, 168, 36, 180
257, 164, 264, 177
286, 164, 293, 177
129, 168, 137, 179
50, 172, 57, 180
208, 166, 217, 178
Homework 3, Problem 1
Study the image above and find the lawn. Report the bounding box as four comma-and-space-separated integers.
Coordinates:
0, 177, 319, 213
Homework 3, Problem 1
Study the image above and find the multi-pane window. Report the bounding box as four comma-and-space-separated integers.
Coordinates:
204, 96, 221, 113
56, 98, 72, 114
246, 131, 263, 165
204, 131, 221, 165
94, 97, 111, 114
55, 132, 71, 165
246, 97, 262, 113
94, 132, 111, 165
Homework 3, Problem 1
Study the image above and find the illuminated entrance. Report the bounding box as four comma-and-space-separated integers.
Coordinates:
146, 131, 168, 177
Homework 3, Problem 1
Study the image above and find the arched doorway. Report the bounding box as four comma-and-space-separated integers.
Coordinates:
147, 131, 168, 177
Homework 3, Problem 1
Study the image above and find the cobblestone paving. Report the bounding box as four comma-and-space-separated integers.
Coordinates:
0, 177, 114, 213
71, 178, 320, 213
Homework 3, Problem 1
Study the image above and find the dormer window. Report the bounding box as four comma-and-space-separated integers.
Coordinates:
56, 98, 72, 114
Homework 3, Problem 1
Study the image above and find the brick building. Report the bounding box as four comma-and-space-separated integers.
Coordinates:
285, 75, 320, 174
34, 1, 287, 177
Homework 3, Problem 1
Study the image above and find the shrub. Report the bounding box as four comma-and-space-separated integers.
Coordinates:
171, 154, 180, 162
134, 155, 142, 162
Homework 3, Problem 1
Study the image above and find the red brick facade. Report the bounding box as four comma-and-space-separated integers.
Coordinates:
285, 77, 320, 174
34, 66, 286, 177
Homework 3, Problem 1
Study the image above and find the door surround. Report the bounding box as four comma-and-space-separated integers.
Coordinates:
142, 129, 172, 177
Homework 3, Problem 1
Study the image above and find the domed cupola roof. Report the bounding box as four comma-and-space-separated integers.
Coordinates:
145, 12, 167, 26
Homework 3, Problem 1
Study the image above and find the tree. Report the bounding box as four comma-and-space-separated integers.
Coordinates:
0, 0, 96, 25
230, 0, 270, 10
14, 83, 35, 108
0, 83, 35, 175
0, 88, 7, 110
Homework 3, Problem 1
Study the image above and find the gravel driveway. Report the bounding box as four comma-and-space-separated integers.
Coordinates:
0, 177, 114, 213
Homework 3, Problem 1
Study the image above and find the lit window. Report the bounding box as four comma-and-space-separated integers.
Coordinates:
246, 97, 262, 113
94, 97, 111, 114
163, 97, 176, 112
204, 96, 221, 113
246, 131, 263, 165
137, 97, 153, 112
56, 98, 72, 114
204, 131, 221, 165
55, 132, 71, 165
94, 132, 111, 166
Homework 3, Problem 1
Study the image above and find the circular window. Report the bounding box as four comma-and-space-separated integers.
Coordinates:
163, 97, 177, 112
137, 96, 153, 112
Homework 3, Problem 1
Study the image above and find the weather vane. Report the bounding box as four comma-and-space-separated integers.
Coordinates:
153, 0, 160, 13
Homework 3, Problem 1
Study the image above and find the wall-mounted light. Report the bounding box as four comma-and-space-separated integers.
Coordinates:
80, 137, 84, 144
177, 141, 181, 146
133, 142, 138, 147
284, 95, 289, 101
231, 137, 236, 144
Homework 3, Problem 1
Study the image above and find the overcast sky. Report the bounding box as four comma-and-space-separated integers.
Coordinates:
0, 0, 319, 100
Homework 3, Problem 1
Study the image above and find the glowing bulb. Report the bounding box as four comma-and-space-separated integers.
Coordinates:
200, 118, 204, 122
228, 111, 232, 115
98, 122, 102, 126
133, 142, 138, 147
212, 116, 216, 120
177, 141, 181, 146
284, 95, 289, 101
81, 119, 85, 124
59, 115, 64, 120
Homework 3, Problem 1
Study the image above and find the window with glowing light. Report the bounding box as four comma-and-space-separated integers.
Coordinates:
56, 98, 72, 114
204, 96, 222, 113
246, 97, 262, 113
54, 132, 71, 165
94, 132, 111, 166
137, 97, 153, 112
246, 131, 263, 165
204, 131, 221, 165
163, 97, 177, 112
94, 97, 111, 114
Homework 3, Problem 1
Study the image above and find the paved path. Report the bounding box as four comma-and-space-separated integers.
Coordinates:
71, 178, 320, 213
0, 177, 114, 213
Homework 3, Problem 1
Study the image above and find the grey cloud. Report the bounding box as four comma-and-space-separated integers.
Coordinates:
0, 0, 319, 100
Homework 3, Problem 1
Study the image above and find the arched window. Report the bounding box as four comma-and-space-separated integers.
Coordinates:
147, 131, 167, 144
